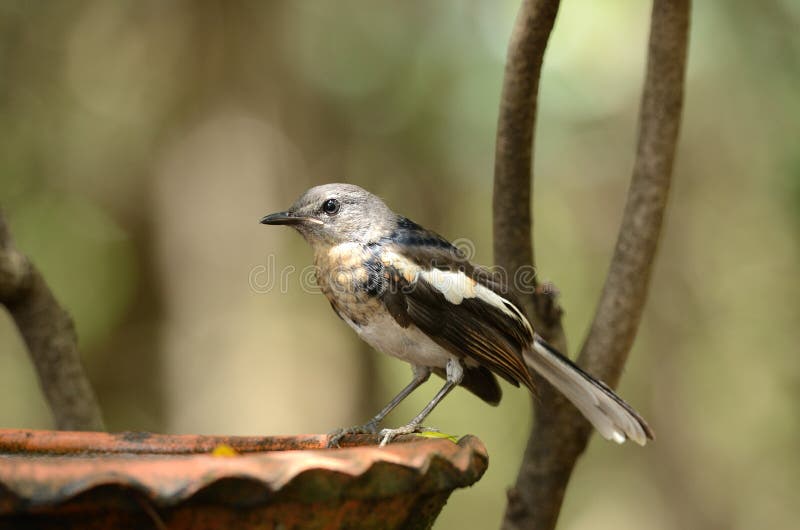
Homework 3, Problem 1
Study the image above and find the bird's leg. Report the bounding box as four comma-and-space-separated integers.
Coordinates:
379, 358, 464, 446
327, 365, 431, 448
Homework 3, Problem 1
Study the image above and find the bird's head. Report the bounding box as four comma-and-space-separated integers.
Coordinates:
260, 183, 395, 246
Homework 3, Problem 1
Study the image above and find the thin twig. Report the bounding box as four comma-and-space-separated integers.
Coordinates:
0, 210, 105, 431
496, 1, 690, 529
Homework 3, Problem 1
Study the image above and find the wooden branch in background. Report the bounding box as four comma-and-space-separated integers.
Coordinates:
496, 0, 690, 529
0, 211, 105, 431
578, 0, 690, 385
492, 0, 564, 343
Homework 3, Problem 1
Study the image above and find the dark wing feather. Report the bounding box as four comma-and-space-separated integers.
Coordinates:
377, 226, 536, 393
385, 218, 524, 307
394, 277, 535, 391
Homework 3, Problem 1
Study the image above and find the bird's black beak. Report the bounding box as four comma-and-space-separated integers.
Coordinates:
260, 211, 321, 226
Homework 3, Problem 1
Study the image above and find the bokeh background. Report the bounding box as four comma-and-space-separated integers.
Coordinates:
1, 1, 798, 528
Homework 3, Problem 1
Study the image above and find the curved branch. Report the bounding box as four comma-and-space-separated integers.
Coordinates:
0, 211, 105, 431
578, 0, 689, 384
492, 0, 563, 339
498, 1, 690, 529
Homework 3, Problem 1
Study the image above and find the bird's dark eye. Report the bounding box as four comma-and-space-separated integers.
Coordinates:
322, 198, 340, 215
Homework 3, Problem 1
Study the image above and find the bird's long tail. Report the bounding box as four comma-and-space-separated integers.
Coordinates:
523, 334, 654, 446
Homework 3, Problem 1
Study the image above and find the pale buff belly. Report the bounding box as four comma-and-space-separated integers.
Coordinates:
341, 309, 454, 369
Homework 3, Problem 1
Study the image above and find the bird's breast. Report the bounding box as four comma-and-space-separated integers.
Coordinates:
312, 242, 452, 367
314, 242, 385, 325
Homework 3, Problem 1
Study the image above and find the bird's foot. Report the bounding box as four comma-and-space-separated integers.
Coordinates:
327, 420, 380, 448
378, 424, 438, 447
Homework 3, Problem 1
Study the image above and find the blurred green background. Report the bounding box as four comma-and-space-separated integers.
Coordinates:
1, 1, 798, 528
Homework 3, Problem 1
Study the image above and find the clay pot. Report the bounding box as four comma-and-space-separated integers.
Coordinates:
0, 429, 487, 530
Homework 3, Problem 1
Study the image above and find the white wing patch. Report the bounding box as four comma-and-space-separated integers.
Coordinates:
419, 269, 476, 304
474, 283, 534, 337
380, 248, 534, 340
419, 269, 534, 338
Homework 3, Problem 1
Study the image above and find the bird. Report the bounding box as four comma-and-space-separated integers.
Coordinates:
260, 183, 654, 447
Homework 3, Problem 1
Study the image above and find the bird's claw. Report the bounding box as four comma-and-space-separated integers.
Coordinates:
378, 424, 438, 446
327, 421, 380, 448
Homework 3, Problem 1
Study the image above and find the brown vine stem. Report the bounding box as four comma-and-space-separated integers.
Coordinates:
0, 210, 105, 431
494, 0, 690, 528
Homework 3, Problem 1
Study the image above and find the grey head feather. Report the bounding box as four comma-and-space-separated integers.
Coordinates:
287, 183, 397, 245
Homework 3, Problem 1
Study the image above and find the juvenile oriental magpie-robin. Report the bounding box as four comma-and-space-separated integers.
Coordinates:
261, 183, 653, 447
